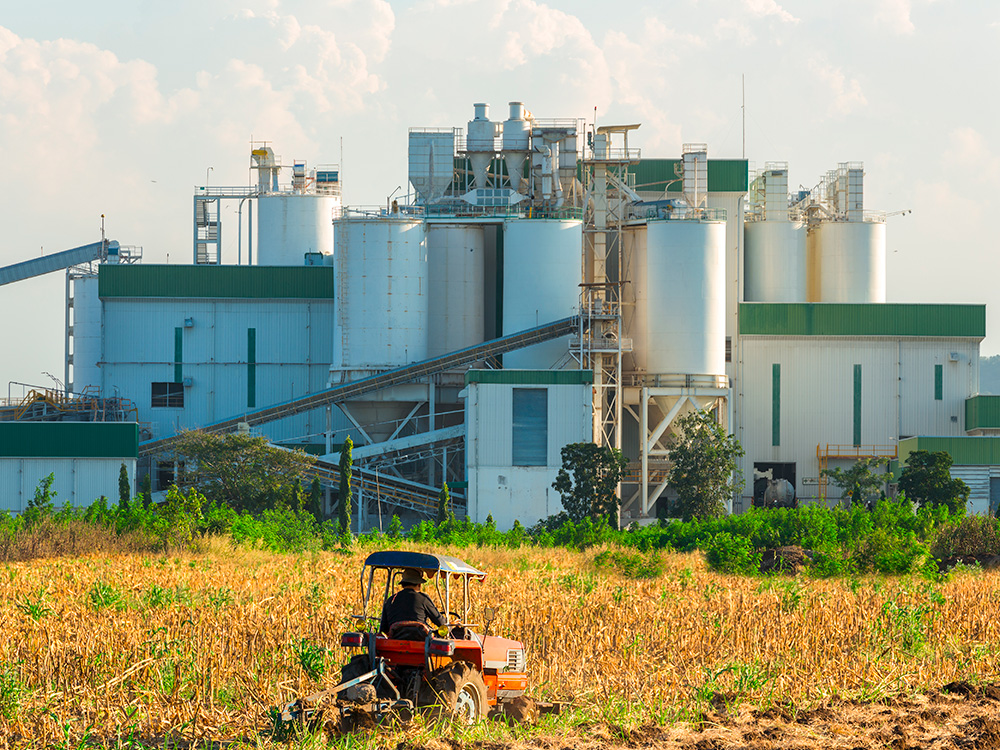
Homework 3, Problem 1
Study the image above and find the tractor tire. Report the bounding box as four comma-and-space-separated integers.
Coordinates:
340, 654, 370, 683
420, 662, 489, 724
339, 654, 373, 703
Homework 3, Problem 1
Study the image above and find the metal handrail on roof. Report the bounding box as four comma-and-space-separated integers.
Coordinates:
139, 315, 580, 457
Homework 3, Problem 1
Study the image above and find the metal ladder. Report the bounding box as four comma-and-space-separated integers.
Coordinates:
139, 315, 580, 457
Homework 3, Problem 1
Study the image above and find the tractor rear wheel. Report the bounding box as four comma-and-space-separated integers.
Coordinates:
421, 662, 488, 724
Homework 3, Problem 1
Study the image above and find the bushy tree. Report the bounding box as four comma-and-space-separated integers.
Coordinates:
338, 437, 353, 536
667, 410, 745, 522
23, 473, 57, 527
173, 431, 315, 512
822, 456, 890, 509
552, 442, 627, 528
437, 482, 452, 525
118, 463, 131, 511
898, 450, 970, 514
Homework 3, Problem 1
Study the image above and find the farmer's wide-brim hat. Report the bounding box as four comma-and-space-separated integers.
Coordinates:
400, 568, 427, 586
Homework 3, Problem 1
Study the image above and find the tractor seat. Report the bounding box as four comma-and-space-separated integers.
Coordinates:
387, 620, 430, 641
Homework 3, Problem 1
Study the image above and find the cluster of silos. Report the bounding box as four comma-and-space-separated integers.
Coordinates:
625, 218, 727, 379
744, 163, 886, 303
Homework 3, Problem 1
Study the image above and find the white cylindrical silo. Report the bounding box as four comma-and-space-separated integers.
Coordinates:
73, 275, 102, 392
631, 219, 726, 377
427, 224, 486, 358
335, 217, 428, 373
257, 194, 337, 266
744, 220, 808, 302
812, 220, 886, 303
502, 219, 582, 369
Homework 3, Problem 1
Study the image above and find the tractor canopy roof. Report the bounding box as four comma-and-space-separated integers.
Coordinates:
363, 550, 486, 579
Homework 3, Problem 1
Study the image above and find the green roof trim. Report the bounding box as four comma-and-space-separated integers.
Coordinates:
631, 159, 748, 194
965, 396, 1000, 431
899, 436, 1000, 467
739, 303, 986, 338
0, 423, 138, 459
465, 370, 594, 386
99, 265, 335, 299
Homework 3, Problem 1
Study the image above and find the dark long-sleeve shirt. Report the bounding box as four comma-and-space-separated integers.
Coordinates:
379, 587, 445, 634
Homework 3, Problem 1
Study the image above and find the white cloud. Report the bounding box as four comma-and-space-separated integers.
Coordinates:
808, 59, 867, 116
743, 0, 799, 23
714, 17, 756, 45
874, 0, 915, 34
943, 126, 1000, 177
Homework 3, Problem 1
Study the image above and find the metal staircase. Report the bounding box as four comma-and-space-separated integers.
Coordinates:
139, 315, 580, 457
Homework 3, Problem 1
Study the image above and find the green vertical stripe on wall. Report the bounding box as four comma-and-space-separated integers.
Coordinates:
935, 364, 943, 401
174, 327, 183, 383
853, 364, 862, 447
247, 328, 256, 408
772, 363, 781, 447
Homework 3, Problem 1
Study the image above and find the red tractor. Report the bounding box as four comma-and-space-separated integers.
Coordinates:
282, 550, 528, 728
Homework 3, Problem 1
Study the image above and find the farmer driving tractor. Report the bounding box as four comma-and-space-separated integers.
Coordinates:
379, 567, 446, 638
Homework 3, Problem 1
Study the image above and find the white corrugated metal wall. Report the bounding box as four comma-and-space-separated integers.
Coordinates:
466, 381, 592, 530
737, 336, 978, 503
0, 458, 136, 512
100, 298, 345, 442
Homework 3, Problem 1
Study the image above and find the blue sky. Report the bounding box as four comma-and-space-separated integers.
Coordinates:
1, 0, 998, 391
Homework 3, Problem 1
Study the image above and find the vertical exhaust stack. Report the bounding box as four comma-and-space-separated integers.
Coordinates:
502, 102, 531, 192
467, 103, 496, 190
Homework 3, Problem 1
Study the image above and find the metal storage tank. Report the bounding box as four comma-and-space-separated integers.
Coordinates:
631, 219, 727, 377
502, 219, 582, 369
744, 220, 808, 302
335, 216, 429, 372
333, 216, 429, 442
811, 220, 886, 303
72, 275, 102, 392
427, 224, 486, 358
257, 194, 337, 266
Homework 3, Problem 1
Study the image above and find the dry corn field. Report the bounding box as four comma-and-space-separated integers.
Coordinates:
3, 541, 1000, 748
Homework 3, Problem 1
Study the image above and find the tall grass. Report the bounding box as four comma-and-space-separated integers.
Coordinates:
1, 543, 999, 746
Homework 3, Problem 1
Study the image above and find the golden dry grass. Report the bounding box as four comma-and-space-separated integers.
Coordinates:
1, 540, 999, 747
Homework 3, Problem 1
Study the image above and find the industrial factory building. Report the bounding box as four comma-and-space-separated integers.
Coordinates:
3, 101, 999, 524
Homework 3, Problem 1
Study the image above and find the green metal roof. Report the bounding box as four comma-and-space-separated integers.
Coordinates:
0, 423, 138, 459
899, 436, 1000, 467
739, 304, 986, 338
99, 265, 336, 299
965, 396, 1000, 431
631, 159, 748, 194
465, 369, 594, 386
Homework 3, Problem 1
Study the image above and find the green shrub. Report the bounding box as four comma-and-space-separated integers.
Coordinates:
704, 532, 761, 575
593, 548, 664, 579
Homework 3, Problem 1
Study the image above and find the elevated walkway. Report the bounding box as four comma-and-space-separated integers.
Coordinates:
0, 241, 109, 286
139, 315, 580, 457
0, 386, 138, 423
816, 443, 897, 497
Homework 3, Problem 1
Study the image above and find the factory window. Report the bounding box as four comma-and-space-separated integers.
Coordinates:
512, 388, 548, 466
725, 337, 732, 363
934, 364, 943, 401
151, 382, 184, 409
